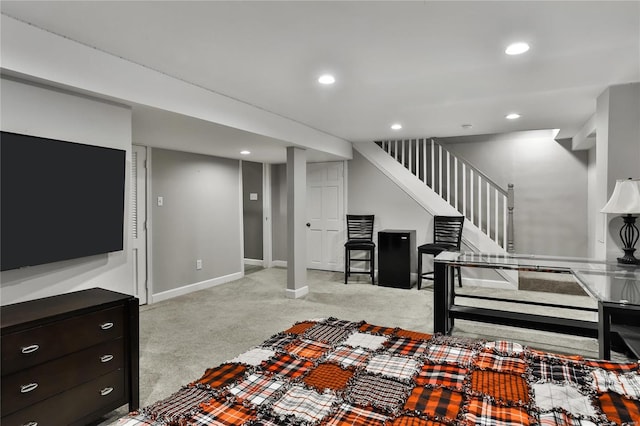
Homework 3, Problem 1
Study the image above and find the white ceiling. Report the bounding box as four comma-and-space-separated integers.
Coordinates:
2, 1, 639, 162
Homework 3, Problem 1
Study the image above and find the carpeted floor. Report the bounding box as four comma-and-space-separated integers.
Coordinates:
95, 266, 631, 425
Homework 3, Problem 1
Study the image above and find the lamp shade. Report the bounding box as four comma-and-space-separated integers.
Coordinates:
601, 178, 640, 214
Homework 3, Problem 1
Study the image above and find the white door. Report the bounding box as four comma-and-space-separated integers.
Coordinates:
131, 145, 148, 304
307, 162, 344, 271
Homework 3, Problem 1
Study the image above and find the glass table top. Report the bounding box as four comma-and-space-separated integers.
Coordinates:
435, 251, 640, 305
573, 269, 640, 306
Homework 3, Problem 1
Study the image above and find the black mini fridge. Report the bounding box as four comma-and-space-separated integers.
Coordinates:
377, 229, 416, 289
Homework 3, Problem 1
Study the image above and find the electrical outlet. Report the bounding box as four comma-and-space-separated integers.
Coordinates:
157, 196, 164, 207
196, 259, 202, 270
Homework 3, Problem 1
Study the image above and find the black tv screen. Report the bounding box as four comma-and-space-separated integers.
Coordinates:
1, 131, 126, 271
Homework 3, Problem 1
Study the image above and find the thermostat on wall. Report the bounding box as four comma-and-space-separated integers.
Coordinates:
250, 193, 258, 201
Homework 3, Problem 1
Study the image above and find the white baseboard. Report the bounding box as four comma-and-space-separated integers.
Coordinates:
151, 272, 243, 303
286, 285, 309, 299
244, 258, 263, 266
272, 260, 287, 268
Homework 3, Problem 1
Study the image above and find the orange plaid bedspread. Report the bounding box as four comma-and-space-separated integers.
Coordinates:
119, 318, 640, 426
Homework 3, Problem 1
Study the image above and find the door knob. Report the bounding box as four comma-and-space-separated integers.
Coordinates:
306, 223, 311, 227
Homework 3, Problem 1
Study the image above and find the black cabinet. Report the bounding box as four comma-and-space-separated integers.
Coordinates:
1, 288, 139, 426
378, 229, 416, 289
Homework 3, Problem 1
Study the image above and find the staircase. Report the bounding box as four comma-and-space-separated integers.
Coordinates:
354, 140, 517, 286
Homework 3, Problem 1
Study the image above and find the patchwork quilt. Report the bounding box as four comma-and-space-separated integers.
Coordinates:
119, 318, 640, 426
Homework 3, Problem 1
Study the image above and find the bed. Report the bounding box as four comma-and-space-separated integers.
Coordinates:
118, 317, 640, 425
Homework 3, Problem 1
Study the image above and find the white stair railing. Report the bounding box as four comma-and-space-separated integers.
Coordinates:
376, 138, 515, 252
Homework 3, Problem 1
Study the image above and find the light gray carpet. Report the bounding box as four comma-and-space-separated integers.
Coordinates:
95, 267, 630, 425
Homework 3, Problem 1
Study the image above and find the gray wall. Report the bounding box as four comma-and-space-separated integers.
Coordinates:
349, 151, 432, 247
440, 131, 589, 257
271, 164, 288, 262
0, 77, 133, 305
242, 161, 263, 260
151, 148, 242, 296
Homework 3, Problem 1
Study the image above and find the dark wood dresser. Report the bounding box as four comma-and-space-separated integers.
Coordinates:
1, 288, 139, 426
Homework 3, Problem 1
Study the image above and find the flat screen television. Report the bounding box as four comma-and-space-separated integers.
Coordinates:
1, 131, 126, 271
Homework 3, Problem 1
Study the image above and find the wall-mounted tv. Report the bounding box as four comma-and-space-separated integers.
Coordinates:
1, 131, 126, 271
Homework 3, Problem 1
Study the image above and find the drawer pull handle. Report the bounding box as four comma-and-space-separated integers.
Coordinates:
100, 387, 114, 396
100, 322, 114, 330
21, 344, 40, 354
20, 383, 38, 393
100, 354, 114, 363
22, 422, 38, 426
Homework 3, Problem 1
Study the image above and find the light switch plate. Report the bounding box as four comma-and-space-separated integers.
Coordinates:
250, 193, 258, 201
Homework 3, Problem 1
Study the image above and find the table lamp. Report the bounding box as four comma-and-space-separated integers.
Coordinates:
601, 178, 640, 264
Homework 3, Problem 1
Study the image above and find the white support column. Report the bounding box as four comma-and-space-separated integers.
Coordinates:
286, 146, 309, 299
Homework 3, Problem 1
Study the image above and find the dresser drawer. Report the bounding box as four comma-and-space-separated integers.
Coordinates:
2, 338, 124, 415
1, 368, 125, 426
2, 306, 124, 374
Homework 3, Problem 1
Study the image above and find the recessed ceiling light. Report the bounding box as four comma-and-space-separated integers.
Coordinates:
391, 123, 402, 130
240, 150, 251, 155
505, 113, 521, 120
318, 74, 335, 85
505, 42, 530, 55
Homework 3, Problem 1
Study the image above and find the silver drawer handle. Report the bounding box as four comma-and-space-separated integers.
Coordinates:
100, 387, 114, 396
21, 344, 40, 354
100, 354, 114, 363
100, 322, 114, 330
22, 422, 38, 426
20, 383, 38, 393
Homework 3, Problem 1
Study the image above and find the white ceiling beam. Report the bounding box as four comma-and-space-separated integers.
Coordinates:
572, 113, 597, 151
0, 15, 352, 160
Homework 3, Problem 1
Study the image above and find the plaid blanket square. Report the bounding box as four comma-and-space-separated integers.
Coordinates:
343, 332, 389, 350
415, 363, 468, 390
465, 396, 533, 426
484, 340, 524, 355
531, 361, 589, 387
395, 329, 433, 341
427, 344, 476, 366
348, 373, 411, 411
387, 415, 448, 426
538, 412, 599, 426
585, 360, 640, 373
227, 348, 276, 366
141, 386, 213, 423
193, 364, 248, 389
228, 373, 285, 406
366, 354, 420, 381
260, 333, 297, 351
532, 382, 598, 418
323, 345, 371, 369
324, 402, 389, 426
261, 353, 314, 379
284, 321, 318, 335
474, 351, 527, 375
303, 362, 355, 392
591, 368, 640, 399
359, 322, 397, 335
471, 370, 530, 405
270, 385, 338, 424
304, 324, 353, 344
187, 398, 256, 426
385, 336, 430, 358
323, 317, 362, 329
531, 349, 584, 363
285, 338, 332, 360
597, 391, 640, 424
404, 386, 463, 422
